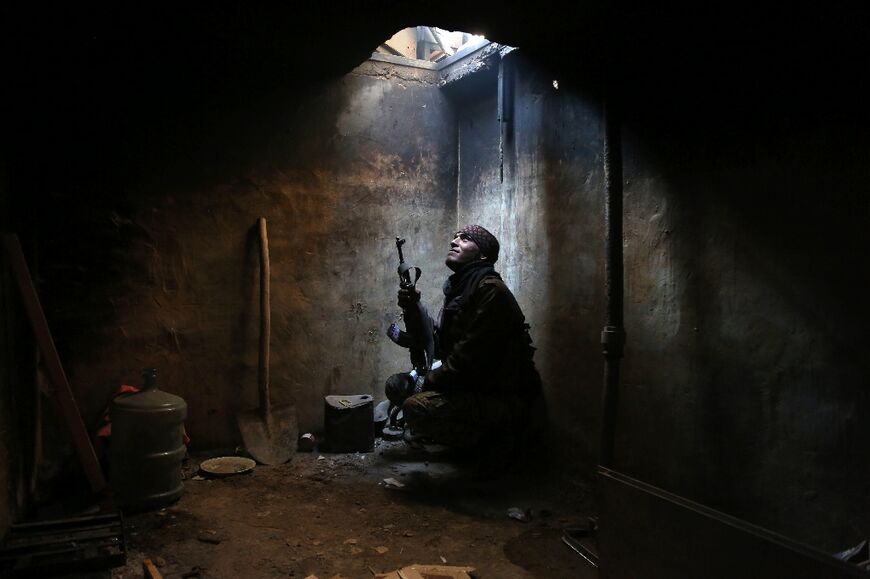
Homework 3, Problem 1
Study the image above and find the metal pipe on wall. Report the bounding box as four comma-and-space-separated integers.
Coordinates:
497, 54, 514, 183
599, 87, 626, 469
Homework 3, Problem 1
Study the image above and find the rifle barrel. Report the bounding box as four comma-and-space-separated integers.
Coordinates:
396, 237, 406, 264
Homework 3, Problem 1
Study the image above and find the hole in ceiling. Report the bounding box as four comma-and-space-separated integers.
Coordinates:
376, 26, 488, 64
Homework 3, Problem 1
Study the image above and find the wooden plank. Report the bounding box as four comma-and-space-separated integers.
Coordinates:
375, 566, 477, 579
2, 234, 106, 493
143, 559, 163, 579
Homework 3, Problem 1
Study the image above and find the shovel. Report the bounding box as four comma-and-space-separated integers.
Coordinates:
237, 217, 297, 465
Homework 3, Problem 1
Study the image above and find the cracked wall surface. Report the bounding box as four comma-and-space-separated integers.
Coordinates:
33, 68, 457, 448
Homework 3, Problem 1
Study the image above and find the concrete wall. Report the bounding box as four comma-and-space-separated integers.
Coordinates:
618, 107, 870, 550
453, 54, 606, 468
33, 61, 456, 449
453, 51, 870, 551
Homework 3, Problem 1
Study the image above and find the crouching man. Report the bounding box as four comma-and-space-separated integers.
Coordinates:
386, 225, 542, 467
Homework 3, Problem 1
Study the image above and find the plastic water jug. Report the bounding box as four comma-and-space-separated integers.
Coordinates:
109, 368, 187, 511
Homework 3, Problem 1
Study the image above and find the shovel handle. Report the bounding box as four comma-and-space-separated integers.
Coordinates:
258, 217, 271, 417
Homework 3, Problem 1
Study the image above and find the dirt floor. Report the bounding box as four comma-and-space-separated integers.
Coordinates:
109, 440, 598, 578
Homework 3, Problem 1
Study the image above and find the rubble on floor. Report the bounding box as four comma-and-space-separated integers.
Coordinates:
109, 439, 595, 578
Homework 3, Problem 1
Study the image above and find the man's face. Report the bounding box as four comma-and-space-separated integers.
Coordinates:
445, 231, 483, 271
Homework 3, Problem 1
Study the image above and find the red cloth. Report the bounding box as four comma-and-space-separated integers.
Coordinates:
92, 384, 190, 458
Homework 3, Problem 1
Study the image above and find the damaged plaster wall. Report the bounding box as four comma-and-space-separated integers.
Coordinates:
453, 54, 606, 469
35, 61, 456, 449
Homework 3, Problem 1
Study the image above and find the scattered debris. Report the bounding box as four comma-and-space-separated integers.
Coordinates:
382, 477, 405, 490
440, 556, 447, 564
191, 475, 206, 481
507, 507, 531, 522
196, 530, 222, 544
0, 512, 126, 575
344, 538, 358, 544
299, 433, 317, 452
374, 564, 477, 579
375, 546, 389, 554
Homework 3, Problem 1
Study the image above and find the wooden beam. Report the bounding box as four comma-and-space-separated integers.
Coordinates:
3, 234, 106, 494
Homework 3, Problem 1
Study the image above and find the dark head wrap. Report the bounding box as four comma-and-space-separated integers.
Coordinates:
457, 224, 500, 263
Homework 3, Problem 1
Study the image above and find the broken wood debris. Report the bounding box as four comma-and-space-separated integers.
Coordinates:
143, 558, 163, 579
374, 564, 478, 579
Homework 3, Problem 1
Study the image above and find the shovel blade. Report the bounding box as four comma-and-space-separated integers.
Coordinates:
236, 404, 298, 465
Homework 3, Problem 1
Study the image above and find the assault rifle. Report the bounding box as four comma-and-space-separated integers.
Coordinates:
387, 237, 435, 376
